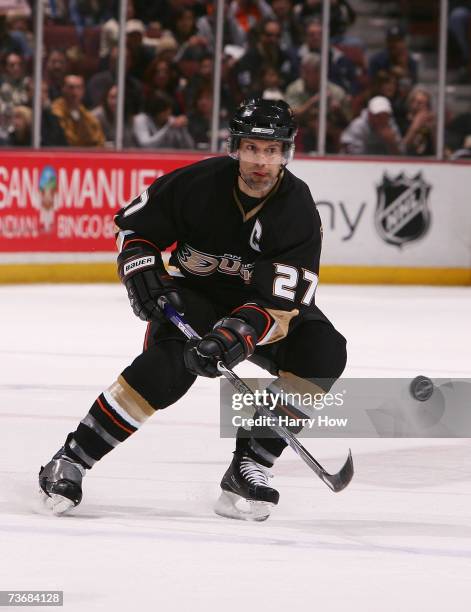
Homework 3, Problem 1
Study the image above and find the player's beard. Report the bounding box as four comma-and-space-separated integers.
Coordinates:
239, 166, 279, 194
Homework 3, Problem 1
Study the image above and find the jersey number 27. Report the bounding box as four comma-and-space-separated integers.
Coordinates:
273, 264, 318, 306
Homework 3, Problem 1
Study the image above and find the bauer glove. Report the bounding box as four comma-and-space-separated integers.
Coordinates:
184, 317, 257, 378
117, 242, 184, 322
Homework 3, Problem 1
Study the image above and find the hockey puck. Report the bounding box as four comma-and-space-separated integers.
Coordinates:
409, 376, 434, 402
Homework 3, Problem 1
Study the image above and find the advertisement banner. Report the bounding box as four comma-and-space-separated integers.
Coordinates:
0, 151, 206, 254
292, 159, 471, 269
0, 151, 470, 278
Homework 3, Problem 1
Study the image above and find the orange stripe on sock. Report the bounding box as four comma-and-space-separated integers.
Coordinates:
97, 397, 135, 435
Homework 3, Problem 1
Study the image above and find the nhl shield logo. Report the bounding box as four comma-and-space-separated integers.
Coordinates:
375, 172, 431, 246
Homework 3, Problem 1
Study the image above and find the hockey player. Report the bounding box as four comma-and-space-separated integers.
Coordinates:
39, 98, 347, 521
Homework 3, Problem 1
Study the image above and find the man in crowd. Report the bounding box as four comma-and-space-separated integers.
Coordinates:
369, 25, 418, 85
51, 74, 105, 147
235, 17, 296, 98
340, 95, 404, 155
285, 52, 351, 126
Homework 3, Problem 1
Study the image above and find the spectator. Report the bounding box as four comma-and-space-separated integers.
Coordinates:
85, 44, 142, 112
132, 0, 206, 29
133, 92, 194, 149
271, 0, 302, 53
235, 18, 296, 97
402, 86, 436, 156
445, 110, 471, 153
40, 81, 68, 147
92, 83, 136, 148
196, 0, 246, 51
0, 14, 23, 62
298, 18, 360, 95
369, 68, 408, 129
99, 0, 136, 61
390, 65, 417, 133
220, 50, 243, 108
295, 0, 356, 42
448, 1, 471, 78
0, 52, 30, 104
45, 49, 69, 101
67, 0, 116, 34
43, 0, 69, 23
175, 44, 207, 91
187, 86, 227, 150
51, 74, 105, 147
6, 104, 31, 146
0, 52, 30, 140
295, 104, 347, 153
340, 95, 404, 155
294, 106, 319, 154
371, 69, 398, 102
250, 64, 285, 100
99, 1, 178, 63
228, 0, 274, 34
126, 19, 156, 81
169, 7, 201, 46
285, 53, 351, 124
450, 134, 471, 159
5, 11, 33, 60
151, 34, 179, 61
369, 25, 418, 85
179, 52, 235, 114
144, 57, 181, 111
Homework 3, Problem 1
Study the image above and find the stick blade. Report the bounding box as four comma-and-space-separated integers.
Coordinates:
322, 449, 354, 492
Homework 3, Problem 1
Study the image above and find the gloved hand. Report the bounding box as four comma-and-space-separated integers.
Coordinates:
184, 317, 257, 378
117, 243, 184, 321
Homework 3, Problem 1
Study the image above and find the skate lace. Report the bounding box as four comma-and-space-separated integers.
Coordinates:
240, 457, 272, 486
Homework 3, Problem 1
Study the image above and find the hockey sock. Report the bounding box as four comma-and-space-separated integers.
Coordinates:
236, 429, 287, 468
64, 376, 155, 469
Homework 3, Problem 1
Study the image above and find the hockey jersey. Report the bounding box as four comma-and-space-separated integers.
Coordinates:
115, 156, 325, 344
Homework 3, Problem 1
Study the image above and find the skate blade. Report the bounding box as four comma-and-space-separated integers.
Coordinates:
214, 490, 273, 522
38, 489, 76, 516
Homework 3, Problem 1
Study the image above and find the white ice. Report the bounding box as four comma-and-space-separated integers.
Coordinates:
1, 284, 471, 612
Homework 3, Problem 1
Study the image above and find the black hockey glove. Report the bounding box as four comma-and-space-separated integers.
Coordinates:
117, 243, 184, 322
184, 317, 257, 378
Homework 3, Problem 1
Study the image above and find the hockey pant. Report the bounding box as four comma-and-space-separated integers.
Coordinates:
64, 286, 347, 470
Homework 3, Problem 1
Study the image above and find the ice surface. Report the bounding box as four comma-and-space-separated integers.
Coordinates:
1, 284, 471, 612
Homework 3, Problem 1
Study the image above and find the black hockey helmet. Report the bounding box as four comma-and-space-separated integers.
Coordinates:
228, 98, 297, 164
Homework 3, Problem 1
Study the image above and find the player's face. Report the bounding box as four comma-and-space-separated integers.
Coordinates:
238, 139, 284, 193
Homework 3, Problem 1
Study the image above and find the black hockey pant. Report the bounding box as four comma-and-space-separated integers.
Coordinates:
120, 286, 347, 467
65, 285, 346, 470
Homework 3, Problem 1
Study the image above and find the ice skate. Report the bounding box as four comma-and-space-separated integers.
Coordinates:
38, 447, 85, 516
214, 452, 279, 522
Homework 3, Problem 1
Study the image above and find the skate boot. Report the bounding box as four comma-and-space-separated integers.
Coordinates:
38, 446, 86, 515
214, 452, 279, 522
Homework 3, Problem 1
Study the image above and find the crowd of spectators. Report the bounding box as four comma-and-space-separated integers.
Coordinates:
0, 0, 470, 158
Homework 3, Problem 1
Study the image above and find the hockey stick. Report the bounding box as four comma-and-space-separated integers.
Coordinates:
158, 298, 354, 493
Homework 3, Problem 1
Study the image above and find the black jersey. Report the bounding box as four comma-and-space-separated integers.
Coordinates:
115, 156, 325, 343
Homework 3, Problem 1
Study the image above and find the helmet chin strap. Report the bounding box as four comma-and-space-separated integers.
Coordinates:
238, 170, 257, 192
